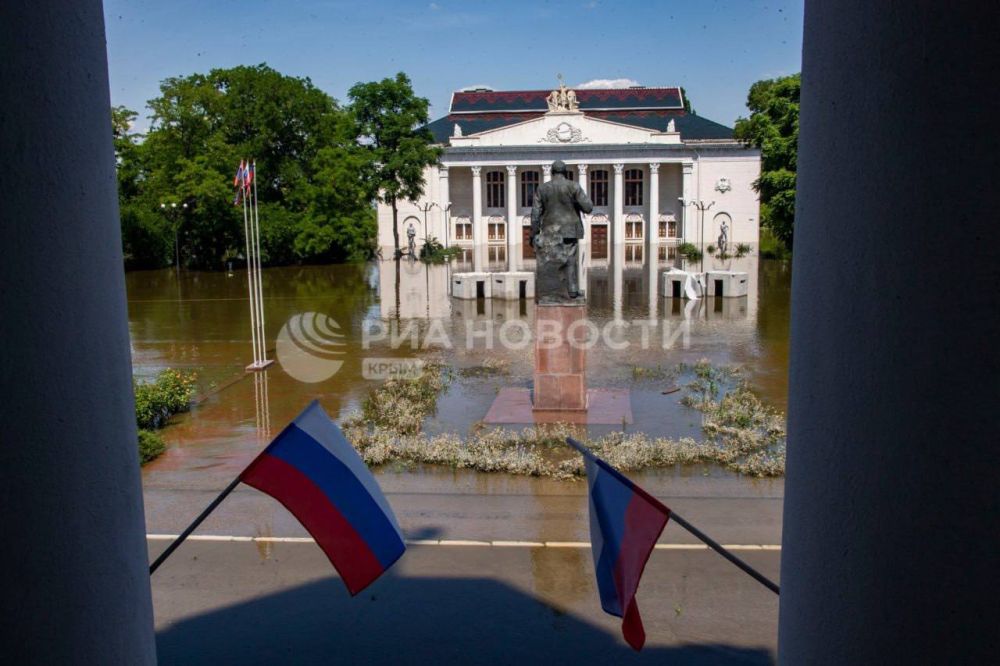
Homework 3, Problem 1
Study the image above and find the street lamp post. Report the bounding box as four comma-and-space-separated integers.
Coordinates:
430, 201, 453, 248
679, 198, 714, 271
160, 201, 189, 271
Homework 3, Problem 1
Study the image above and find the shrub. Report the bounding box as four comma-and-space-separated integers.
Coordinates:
734, 242, 752, 257
759, 228, 790, 260
706, 243, 716, 254
419, 236, 462, 264
677, 242, 703, 260
138, 429, 166, 465
134, 369, 197, 430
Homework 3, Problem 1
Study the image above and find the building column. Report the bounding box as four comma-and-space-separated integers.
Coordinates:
506, 165, 518, 270
780, 2, 994, 664
470, 166, 486, 270
613, 163, 625, 247
438, 166, 450, 247
0, 1, 156, 662
647, 162, 660, 257
680, 162, 693, 242
577, 164, 590, 282
542, 164, 552, 183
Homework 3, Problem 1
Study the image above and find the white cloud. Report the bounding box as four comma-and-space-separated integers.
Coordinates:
584, 0, 598, 8
576, 78, 640, 89
429, 2, 440, 9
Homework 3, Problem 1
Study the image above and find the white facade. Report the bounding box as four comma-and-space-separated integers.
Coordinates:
378, 96, 760, 271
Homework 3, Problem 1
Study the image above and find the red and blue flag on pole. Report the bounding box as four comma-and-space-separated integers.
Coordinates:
240, 401, 406, 595
573, 440, 670, 651
233, 160, 247, 206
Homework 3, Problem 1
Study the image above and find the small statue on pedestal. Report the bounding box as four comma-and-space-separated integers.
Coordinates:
529, 160, 593, 303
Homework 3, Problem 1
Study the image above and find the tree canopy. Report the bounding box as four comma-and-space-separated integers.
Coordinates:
734, 73, 800, 249
115, 64, 389, 269
348, 73, 441, 255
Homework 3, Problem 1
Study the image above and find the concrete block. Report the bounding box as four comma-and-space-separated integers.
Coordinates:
706, 270, 749, 298
662, 269, 704, 299
451, 272, 492, 299
490, 271, 534, 300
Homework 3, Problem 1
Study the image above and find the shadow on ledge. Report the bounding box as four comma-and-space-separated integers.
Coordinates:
156, 574, 773, 664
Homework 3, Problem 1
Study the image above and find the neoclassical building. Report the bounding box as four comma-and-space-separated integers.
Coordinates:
378, 83, 760, 269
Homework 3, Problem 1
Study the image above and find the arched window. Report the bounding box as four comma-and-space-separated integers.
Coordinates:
520, 170, 539, 207
624, 168, 643, 206
486, 170, 504, 208
403, 216, 421, 239
589, 169, 609, 206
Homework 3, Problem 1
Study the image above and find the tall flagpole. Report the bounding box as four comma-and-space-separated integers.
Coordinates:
240, 163, 260, 367
251, 159, 268, 365
245, 159, 272, 371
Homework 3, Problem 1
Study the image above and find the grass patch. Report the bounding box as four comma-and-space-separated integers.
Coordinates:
458, 358, 510, 378
629, 364, 677, 381
343, 359, 786, 479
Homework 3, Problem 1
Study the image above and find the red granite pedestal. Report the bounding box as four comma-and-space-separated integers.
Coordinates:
483, 302, 632, 425
533, 303, 588, 411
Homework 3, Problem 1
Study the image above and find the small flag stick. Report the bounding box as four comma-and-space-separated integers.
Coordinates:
148, 476, 242, 575
566, 437, 780, 595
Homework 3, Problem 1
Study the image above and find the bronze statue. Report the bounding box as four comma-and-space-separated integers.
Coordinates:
530, 160, 593, 303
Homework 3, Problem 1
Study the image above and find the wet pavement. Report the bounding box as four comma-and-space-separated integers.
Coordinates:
151, 540, 779, 664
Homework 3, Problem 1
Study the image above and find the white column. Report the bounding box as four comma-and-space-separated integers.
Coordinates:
506, 165, 518, 269
681, 162, 693, 241
613, 163, 625, 248
438, 166, 450, 247
647, 162, 660, 257
470, 166, 487, 271
542, 164, 552, 183
1, 1, 157, 661
577, 164, 590, 279
782, 3, 994, 663
471, 165, 483, 247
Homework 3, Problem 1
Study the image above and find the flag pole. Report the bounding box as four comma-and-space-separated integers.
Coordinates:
148, 476, 242, 575
241, 170, 260, 366
250, 160, 267, 364
668, 511, 780, 595
565, 437, 780, 596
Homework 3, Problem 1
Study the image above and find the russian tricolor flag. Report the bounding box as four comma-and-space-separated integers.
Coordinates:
240, 401, 406, 595
580, 445, 670, 651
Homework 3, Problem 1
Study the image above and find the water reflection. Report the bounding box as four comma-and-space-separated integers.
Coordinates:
127, 251, 789, 483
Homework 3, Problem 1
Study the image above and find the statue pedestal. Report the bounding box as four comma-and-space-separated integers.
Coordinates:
533, 303, 587, 412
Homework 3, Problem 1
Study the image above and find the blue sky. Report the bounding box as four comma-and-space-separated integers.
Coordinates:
104, 0, 802, 132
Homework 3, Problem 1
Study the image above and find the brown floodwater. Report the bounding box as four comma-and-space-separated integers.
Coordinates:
129, 254, 790, 493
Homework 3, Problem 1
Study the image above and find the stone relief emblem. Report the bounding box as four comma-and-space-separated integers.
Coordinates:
540, 121, 589, 144
715, 177, 732, 193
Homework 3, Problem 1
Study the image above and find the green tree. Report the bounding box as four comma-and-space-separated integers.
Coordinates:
734, 73, 800, 248
115, 64, 375, 269
347, 73, 441, 256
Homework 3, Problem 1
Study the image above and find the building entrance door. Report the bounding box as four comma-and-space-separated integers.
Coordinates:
591, 224, 608, 259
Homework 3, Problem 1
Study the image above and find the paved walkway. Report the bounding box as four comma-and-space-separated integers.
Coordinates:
151, 539, 779, 664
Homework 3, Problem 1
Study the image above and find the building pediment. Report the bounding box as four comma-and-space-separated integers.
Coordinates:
449, 111, 681, 148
